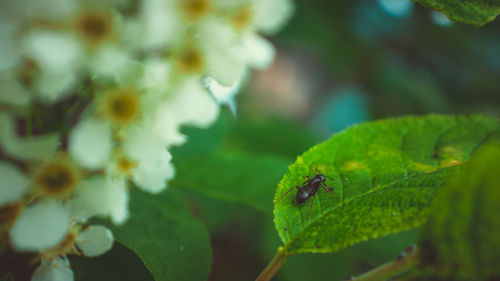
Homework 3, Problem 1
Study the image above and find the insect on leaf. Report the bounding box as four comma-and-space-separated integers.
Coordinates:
273, 115, 499, 255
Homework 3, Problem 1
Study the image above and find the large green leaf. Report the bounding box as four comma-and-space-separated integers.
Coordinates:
109, 189, 211, 281
412, 0, 500, 26
71, 242, 154, 281
172, 151, 290, 213
417, 141, 500, 280
273, 115, 499, 254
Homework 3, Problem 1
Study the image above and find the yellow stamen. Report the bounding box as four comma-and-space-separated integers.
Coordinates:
100, 88, 141, 126
231, 5, 253, 31
33, 156, 80, 197
179, 0, 211, 20
176, 47, 204, 74
74, 9, 114, 47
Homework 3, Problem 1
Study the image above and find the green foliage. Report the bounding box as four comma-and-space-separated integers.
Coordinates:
70, 242, 154, 281
0, 273, 13, 281
412, 0, 500, 26
172, 151, 290, 213
108, 189, 211, 281
171, 110, 316, 213
273, 115, 499, 254
417, 142, 500, 280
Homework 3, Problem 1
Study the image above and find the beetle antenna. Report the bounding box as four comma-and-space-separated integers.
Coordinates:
273, 186, 300, 205
315, 168, 322, 174
325, 175, 336, 181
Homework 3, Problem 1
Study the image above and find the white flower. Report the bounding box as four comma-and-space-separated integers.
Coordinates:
0, 112, 59, 162
0, 70, 31, 107
69, 118, 113, 169
20, 30, 83, 103
31, 256, 74, 281
0, 161, 29, 206
10, 200, 70, 252
0, 19, 21, 71
196, 16, 246, 86
136, 0, 182, 49
238, 31, 276, 70
75, 225, 114, 257
122, 124, 175, 193
153, 78, 220, 146
68, 176, 129, 225
252, 0, 295, 35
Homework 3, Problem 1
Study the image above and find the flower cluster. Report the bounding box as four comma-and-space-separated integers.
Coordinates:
0, 0, 293, 280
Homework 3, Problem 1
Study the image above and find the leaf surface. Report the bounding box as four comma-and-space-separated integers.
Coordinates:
109, 188, 211, 281
417, 141, 500, 280
172, 151, 290, 213
412, 0, 500, 26
273, 115, 499, 254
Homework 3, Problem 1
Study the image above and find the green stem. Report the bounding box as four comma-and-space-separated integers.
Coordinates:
352, 247, 419, 281
256, 248, 290, 281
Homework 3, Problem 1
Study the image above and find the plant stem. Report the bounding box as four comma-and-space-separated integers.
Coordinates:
351, 247, 419, 281
256, 248, 290, 281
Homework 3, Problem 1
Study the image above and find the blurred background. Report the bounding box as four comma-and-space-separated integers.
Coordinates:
68, 0, 500, 280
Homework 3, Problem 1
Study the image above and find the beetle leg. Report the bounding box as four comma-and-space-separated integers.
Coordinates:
325, 175, 336, 182
302, 176, 311, 185
321, 183, 338, 200
273, 185, 300, 205
306, 193, 316, 223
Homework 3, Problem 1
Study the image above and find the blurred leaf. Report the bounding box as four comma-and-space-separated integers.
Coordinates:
273, 115, 499, 254
0, 273, 13, 281
109, 189, 211, 281
172, 110, 232, 159
220, 116, 319, 159
412, 0, 500, 26
417, 141, 500, 280
71, 242, 154, 281
173, 151, 290, 213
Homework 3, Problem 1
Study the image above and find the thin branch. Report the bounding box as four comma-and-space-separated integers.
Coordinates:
255, 248, 291, 281
348, 246, 419, 281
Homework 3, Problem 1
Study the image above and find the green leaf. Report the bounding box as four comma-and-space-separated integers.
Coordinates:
71, 242, 154, 281
172, 151, 290, 213
273, 115, 499, 254
0, 273, 14, 281
417, 141, 500, 280
109, 188, 212, 281
411, 0, 500, 26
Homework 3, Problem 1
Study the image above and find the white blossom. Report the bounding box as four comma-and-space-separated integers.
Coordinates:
0, 161, 29, 206
75, 225, 114, 257
31, 256, 74, 281
10, 200, 70, 252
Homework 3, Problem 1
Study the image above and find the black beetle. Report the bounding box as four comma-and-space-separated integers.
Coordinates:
274, 169, 337, 222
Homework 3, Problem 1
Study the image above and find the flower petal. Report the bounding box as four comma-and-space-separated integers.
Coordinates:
133, 151, 175, 194
32, 256, 74, 281
10, 200, 70, 251
253, 0, 295, 35
0, 161, 29, 206
21, 30, 82, 74
240, 32, 275, 70
0, 112, 59, 161
69, 118, 112, 169
0, 70, 31, 106
0, 20, 21, 71
68, 176, 129, 225
75, 225, 114, 257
